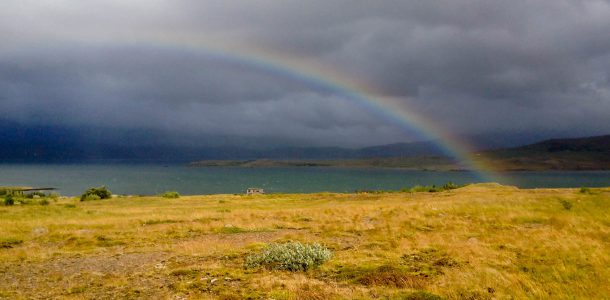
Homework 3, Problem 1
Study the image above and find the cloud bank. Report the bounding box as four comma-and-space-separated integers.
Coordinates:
1, 0, 609, 148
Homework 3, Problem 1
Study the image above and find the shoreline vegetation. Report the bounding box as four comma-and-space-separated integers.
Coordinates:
1, 183, 608, 299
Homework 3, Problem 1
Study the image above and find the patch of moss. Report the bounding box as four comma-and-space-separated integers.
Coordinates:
333, 264, 427, 288
402, 247, 460, 277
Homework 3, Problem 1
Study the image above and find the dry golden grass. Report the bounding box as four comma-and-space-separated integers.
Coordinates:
0, 183, 609, 299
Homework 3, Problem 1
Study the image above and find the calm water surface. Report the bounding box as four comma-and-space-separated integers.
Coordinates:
0, 164, 608, 195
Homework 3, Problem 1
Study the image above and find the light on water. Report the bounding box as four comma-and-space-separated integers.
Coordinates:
0, 164, 609, 196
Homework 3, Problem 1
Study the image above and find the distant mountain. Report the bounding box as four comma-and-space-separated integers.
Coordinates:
2, 120, 608, 169
0, 140, 446, 163
191, 134, 610, 171
504, 134, 610, 153
477, 135, 610, 171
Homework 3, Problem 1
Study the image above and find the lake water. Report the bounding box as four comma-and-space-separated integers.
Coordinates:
0, 164, 609, 196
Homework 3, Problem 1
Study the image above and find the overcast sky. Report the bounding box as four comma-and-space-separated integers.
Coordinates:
1, 0, 609, 148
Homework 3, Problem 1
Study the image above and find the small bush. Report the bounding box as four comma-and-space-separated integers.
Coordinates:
245, 242, 332, 271
559, 199, 573, 210
3, 195, 14, 206
80, 186, 112, 201
161, 191, 180, 198
579, 187, 591, 194
39, 199, 50, 206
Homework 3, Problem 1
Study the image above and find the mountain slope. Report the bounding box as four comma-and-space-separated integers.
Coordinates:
477, 135, 610, 171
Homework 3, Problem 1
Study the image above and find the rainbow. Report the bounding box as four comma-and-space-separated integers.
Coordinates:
115, 36, 498, 182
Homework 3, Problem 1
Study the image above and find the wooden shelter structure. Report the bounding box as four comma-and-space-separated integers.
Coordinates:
0, 186, 57, 197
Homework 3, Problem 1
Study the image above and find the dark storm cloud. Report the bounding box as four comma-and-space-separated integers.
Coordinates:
0, 46, 398, 147
1, 0, 609, 147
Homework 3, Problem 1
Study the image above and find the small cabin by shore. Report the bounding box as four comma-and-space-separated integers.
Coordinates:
246, 188, 264, 195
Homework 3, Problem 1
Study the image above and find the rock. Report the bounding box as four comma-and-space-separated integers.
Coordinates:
210, 278, 218, 284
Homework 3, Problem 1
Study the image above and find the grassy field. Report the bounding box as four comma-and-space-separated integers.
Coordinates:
1, 184, 609, 299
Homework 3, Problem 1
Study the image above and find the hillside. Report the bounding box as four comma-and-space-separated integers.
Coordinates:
191, 135, 610, 171
477, 134, 610, 171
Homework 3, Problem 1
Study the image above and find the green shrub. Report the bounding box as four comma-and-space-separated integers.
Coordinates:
161, 191, 180, 198
245, 242, 332, 271
559, 199, 573, 210
3, 195, 14, 206
80, 186, 112, 201
39, 199, 50, 206
579, 187, 591, 194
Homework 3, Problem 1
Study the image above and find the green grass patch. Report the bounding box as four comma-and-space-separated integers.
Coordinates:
333, 264, 427, 288
141, 219, 183, 226
401, 247, 460, 276
216, 225, 263, 234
